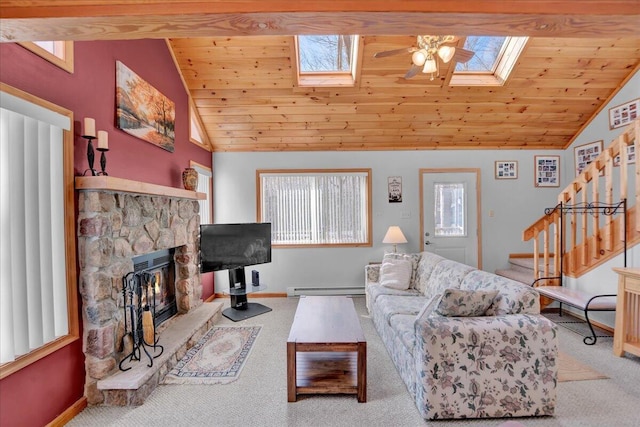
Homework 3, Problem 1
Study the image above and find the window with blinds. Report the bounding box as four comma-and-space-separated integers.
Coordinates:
258, 169, 372, 247
0, 84, 78, 378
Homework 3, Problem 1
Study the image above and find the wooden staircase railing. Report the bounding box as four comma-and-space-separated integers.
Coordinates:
523, 119, 640, 286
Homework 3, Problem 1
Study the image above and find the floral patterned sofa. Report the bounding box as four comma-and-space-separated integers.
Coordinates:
365, 251, 558, 420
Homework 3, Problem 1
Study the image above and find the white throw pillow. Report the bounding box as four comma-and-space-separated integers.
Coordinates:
383, 252, 420, 288
379, 258, 412, 290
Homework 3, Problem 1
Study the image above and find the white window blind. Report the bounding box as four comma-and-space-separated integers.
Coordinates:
259, 170, 370, 245
0, 91, 70, 364
191, 163, 212, 225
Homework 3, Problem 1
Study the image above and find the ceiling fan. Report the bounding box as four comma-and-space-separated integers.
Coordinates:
373, 35, 475, 80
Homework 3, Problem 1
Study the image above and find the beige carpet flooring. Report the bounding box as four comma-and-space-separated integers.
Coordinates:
68, 297, 640, 427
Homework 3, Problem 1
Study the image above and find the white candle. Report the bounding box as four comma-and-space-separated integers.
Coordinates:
97, 131, 108, 150
83, 117, 96, 137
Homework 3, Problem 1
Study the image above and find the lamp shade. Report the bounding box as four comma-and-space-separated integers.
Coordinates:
383, 226, 408, 244
411, 49, 428, 66
422, 58, 437, 74
437, 45, 455, 63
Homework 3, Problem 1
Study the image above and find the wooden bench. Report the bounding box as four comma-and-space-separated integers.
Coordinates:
536, 286, 617, 345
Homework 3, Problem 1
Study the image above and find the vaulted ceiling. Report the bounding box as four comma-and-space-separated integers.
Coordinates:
169, 35, 639, 152
2, 1, 639, 152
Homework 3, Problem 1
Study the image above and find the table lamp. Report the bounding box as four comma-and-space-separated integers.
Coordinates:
382, 226, 408, 253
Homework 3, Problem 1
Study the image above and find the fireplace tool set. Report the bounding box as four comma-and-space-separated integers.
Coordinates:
119, 271, 164, 371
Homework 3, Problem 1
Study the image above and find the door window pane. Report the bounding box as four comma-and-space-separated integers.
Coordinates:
434, 182, 466, 237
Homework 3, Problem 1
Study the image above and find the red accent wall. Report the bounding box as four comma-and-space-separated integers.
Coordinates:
0, 40, 214, 426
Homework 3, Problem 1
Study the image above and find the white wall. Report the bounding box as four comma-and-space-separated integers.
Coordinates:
559, 70, 639, 327
213, 149, 560, 293
212, 71, 639, 326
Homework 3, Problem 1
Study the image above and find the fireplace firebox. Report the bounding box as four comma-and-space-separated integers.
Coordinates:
119, 248, 178, 371
132, 248, 177, 326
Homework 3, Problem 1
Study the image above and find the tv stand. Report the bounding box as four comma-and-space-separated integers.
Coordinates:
222, 267, 272, 321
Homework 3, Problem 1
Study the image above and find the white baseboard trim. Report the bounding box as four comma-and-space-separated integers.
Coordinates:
286, 286, 365, 297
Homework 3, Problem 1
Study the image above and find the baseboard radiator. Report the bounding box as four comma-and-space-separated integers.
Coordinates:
286, 286, 365, 297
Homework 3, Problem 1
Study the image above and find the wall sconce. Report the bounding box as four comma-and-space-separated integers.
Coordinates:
382, 226, 408, 253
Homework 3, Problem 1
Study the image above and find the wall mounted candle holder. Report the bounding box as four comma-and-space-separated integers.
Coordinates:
96, 130, 109, 176
82, 118, 109, 176
97, 146, 109, 175
81, 134, 97, 176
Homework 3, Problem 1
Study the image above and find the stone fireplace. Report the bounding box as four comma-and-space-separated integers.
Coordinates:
76, 176, 220, 405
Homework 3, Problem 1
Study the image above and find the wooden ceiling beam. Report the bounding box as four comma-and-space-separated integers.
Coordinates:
2, 1, 639, 42
3, 1, 639, 17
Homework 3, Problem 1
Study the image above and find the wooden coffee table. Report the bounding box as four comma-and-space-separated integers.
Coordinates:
287, 296, 366, 402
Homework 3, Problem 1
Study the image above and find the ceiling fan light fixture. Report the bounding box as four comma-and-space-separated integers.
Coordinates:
411, 49, 428, 66
437, 45, 455, 63
422, 58, 437, 74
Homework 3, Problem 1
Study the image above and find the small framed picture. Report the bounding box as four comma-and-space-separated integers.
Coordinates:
534, 155, 560, 187
614, 144, 636, 166
388, 176, 402, 203
609, 98, 639, 130
574, 140, 603, 176
495, 161, 518, 179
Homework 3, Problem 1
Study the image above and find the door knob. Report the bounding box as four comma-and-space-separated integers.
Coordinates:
425, 240, 432, 245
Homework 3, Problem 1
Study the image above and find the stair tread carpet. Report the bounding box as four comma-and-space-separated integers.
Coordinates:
494, 268, 534, 285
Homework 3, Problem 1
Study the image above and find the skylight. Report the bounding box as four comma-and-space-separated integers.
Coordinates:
294, 35, 361, 87
450, 36, 528, 86
455, 36, 507, 73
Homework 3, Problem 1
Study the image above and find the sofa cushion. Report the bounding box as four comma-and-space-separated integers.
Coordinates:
368, 283, 421, 308
389, 314, 418, 354
434, 288, 499, 317
376, 294, 429, 324
383, 252, 421, 289
414, 252, 446, 294
380, 258, 412, 290
415, 294, 441, 321
460, 269, 540, 315
423, 259, 475, 300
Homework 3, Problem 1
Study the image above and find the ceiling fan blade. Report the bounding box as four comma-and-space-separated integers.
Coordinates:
373, 47, 417, 58
452, 48, 475, 63
404, 64, 421, 79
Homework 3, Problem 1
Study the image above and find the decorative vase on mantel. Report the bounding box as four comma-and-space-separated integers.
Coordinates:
182, 167, 198, 191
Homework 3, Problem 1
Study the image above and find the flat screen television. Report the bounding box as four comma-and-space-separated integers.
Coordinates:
200, 222, 272, 275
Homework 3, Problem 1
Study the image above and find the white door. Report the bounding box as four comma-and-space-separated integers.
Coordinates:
420, 169, 482, 269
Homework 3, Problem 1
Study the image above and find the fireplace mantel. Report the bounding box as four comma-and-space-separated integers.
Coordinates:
75, 176, 206, 200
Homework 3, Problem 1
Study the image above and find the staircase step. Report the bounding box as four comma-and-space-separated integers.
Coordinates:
508, 257, 536, 271
495, 268, 535, 285
508, 257, 557, 275
509, 262, 536, 274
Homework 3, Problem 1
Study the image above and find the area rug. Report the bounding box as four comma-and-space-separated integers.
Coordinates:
558, 351, 608, 382
163, 325, 261, 385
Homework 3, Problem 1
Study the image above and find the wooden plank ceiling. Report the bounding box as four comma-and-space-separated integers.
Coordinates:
171, 36, 640, 151
2, 1, 640, 152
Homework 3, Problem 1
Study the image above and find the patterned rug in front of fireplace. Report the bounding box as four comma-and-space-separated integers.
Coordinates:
162, 325, 261, 385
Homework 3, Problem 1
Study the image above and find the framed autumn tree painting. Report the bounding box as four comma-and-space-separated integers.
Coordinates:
116, 61, 176, 152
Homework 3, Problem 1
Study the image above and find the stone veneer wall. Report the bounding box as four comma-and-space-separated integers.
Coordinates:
77, 190, 201, 404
